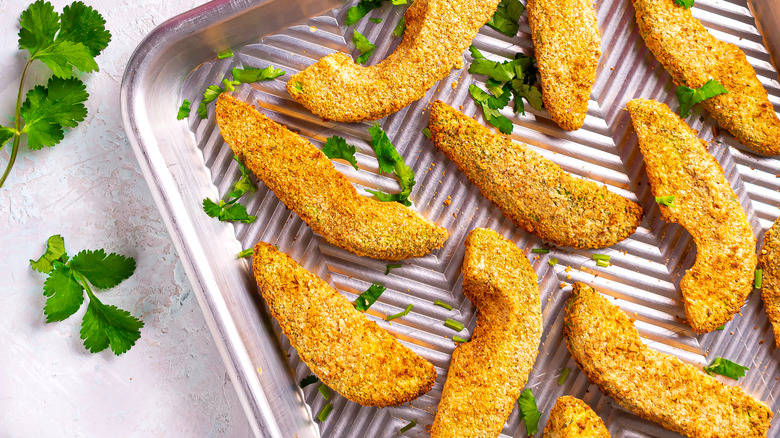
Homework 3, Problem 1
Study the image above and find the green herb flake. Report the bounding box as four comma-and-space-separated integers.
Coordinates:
422, 127, 431, 139
317, 403, 334, 422
444, 318, 465, 332
676, 79, 728, 118
703, 357, 749, 380
369, 17, 383, 23
755, 269, 763, 289
177, 100, 191, 120
355, 282, 386, 311
674, 0, 694, 8
656, 195, 675, 207
518, 389, 542, 435
531, 248, 549, 254
299, 374, 319, 388
365, 124, 416, 206
715, 324, 725, 330
393, 16, 406, 37
548, 258, 558, 267
352, 30, 376, 65
557, 367, 570, 385
592, 254, 610, 262
217, 48, 234, 59
469, 84, 513, 135
238, 248, 253, 258
385, 263, 403, 275
318, 384, 331, 400
434, 299, 453, 311
232, 65, 285, 83
399, 419, 417, 433
30, 234, 68, 274
386, 303, 413, 321
453, 336, 469, 343
322, 135, 359, 170
596, 260, 610, 268
345, 0, 383, 26
202, 155, 257, 223
486, 0, 524, 37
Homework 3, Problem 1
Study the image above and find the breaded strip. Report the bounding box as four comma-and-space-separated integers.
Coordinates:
428, 101, 642, 249
431, 228, 541, 438
252, 242, 436, 406
633, 0, 780, 155
527, 0, 600, 131
285, 0, 500, 122
758, 217, 780, 347
565, 283, 772, 438
627, 99, 756, 333
216, 94, 448, 260
543, 396, 610, 438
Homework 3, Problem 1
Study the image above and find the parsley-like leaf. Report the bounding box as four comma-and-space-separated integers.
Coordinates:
20, 76, 89, 150
177, 100, 191, 120
469, 84, 513, 134
486, 0, 524, 37
393, 17, 406, 37
510, 80, 543, 113
232, 66, 285, 83
322, 136, 359, 170
30, 234, 68, 273
676, 79, 728, 118
354, 283, 386, 311
369, 17, 383, 23
57, 1, 111, 57
674, 0, 694, 8
43, 263, 84, 322
18, 0, 60, 55
353, 30, 376, 65
0, 127, 15, 149
33, 39, 98, 78
345, 0, 384, 26
80, 293, 143, 355
202, 198, 257, 223
367, 125, 415, 206
198, 85, 224, 119
518, 389, 542, 435
226, 156, 256, 199
69, 249, 136, 290
704, 357, 749, 380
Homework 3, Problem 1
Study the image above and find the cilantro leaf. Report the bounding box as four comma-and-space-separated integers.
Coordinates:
232, 66, 285, 83
300, 374, 319, 388
391, 0, 407, 4
69, 249, 136, 290
367, 125, 415, 206
518, 389, 542, 435
353, 30, 376, 65
469, 84, 513, 134
20, 76, 89, 149
674, 0, 694, 8
33, 40, 98, 78
202, 198, 257, 223
655, 195, 675, 207
226, 156, 256, 199
80, 293, 143, 355
0, 126, 15, 149
393, 17, 406, 37
31, 234, 68, 274
704, 357, 749, 380
18, 0, 60, 55
42, 263, 84, 322
676, 79, 728, 118
486, 0, 524, 37
369, 17, 383, 23
510, 80, 543, 113
218, 48, 234, 59
354, 283, 386, 311
177, 100, 191, 120
57, 1, 111, 57
322, 136, 359, 169
203, 85, 223, 103
345, 0, 383, 26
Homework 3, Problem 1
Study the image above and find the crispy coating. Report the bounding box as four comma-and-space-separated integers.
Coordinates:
527, 0, 600, 131
543, 396, 610, 438
285, 0, 500, 122
758, 217, 780, 348
428, 101, 643, 249
215, 94, 448, 260
565, 283, 773, 438
632, 0, 780, 155
431, 228, 541, 438
252, 242, 436, 406
627, 99, 756, 333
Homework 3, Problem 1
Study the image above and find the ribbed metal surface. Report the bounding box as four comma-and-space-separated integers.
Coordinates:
168, 0, 779, 435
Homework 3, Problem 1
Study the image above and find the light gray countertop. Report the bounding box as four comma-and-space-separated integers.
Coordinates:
0, 0, 253, 436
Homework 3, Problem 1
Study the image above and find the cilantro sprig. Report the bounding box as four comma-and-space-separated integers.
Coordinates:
1, 0, 110, 188
31, 235, 143, 355
202, 155, 257, 223
355, 282, 386, 311
194, 65, 285, 119
353, 30, 376, 65
322, 136, 359, 170
704, 357, 749, 380
366, 125, 416, 206
486, 0, 524, 37
676, 79, 728, 118
345, 0, 407, 26
518, 389, 542, 435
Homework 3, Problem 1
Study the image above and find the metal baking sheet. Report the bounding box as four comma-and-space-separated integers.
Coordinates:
121, 0, 780, 436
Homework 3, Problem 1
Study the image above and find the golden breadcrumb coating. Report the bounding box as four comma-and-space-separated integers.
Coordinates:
252, 242, 436, 407
215, 94, 448, 260
565, 283, 772, 438
627, 99, 756, 333
428, 101, 642, 249
633, 0, 780, 155
543, 396, 610, 438
758, 217, 780, 348
285, 0, 500, 122
527, 0, 600, 131
431, 228, 541, 438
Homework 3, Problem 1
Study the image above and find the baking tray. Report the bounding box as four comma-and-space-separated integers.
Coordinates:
120, 0, 780, 436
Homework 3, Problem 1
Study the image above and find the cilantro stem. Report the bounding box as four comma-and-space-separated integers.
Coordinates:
0, 59, 33, 189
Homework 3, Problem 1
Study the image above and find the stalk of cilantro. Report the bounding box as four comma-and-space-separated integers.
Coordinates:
676, 79, 728, 118
365, 125, 416, 206
202, 155, 257, 223
30, 235, 143, 355
0, 0, 111, 189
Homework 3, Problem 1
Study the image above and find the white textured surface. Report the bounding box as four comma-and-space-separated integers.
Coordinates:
0, 0, 252, 436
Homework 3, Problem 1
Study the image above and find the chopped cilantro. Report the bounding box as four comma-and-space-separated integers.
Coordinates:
202, 155, 257, 223
592, 254, 610, 262
444, 318, 465, 332
385, 263, 403, 275
317, 403, 333, 422
557, 367, 570, 384
353, 30, 376, 65
365, 125, 416, 206
469, 84, 513, 134
345, 0, 383, 26
232, 66, 285, 83
177, 100, 191, 120
548, 258, 558, 266
238, 248, 253, 258
299, 374, 319, 388
715, 324, 725, 330
656, 195, 675, 207
217, 48, 233, 59
369, 17, 383, 23
674, 0, 694, 8
755, 269, 763, 289
399, 419, 417, 433
486, 0, 524, 36
518, 389, 542, 435
318, 384, 331, 400
30, 234, 68, 273
386, 303, 413, 321
422, 127, 431, 139
393, 16, 406, 37
355, 282, 386, 311
704, 357, 749, 380
453, 336, 469, 343
676, 79, 728, 118
596, 260, 610, 268
434, 299, 453, 311
532, 248, 549, 254
322, 135, 359, 170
